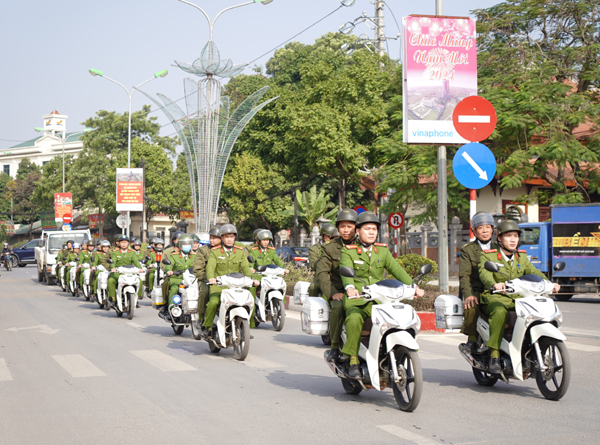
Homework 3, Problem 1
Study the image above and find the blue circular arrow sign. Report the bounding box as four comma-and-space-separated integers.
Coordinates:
453, 143, 496, 190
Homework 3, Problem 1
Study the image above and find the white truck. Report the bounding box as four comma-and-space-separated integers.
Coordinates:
35, 230, 92, 285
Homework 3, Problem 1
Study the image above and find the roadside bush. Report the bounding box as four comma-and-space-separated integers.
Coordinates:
405, 284, 459, 312
395, 254, 438, 285
284, 262, 314, 295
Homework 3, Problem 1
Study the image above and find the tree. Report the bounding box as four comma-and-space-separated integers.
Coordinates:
32, 155, 75, 211
282, 185, 338, 231
0, 173, 12, 221
8, 170, 42, 238
221, 152, 291, 237
171, 152, 193, 213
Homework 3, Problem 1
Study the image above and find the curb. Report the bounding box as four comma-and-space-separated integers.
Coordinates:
286, 297, 447, 333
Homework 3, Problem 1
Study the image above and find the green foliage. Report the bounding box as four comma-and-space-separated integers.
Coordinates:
0, 223, 8, 243
8, 168, 42, 234
221, 152, 291, 237
172, 153, 193, 212
395, 254, 438, 285
282, 185, 338, 231
33, 155, 75, 210
283, 262, 314, 295
0, 173, 12, 220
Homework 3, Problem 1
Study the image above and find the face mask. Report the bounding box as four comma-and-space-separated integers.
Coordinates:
181, 245, 192, 253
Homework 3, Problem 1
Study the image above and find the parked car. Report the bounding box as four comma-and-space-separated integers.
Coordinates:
12, 239, 41, 267
276, 246, 309, 268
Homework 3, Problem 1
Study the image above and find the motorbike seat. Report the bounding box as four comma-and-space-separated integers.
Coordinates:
479, 310, 517, 341
360, 318, 373, 347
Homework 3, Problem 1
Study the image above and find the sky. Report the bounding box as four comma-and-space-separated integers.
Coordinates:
0, 0, 502, 153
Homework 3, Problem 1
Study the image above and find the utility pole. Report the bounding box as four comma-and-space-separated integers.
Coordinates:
436, 0, 449, 294
374, 0, 385, 56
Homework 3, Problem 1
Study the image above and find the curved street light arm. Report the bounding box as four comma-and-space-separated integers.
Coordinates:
211, 1, 254, 39
178, 0, 212, 37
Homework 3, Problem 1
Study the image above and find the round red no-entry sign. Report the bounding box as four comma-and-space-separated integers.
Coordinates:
62, 214, 72, 224
452, 96, 497, 142
388, 212, 404, 229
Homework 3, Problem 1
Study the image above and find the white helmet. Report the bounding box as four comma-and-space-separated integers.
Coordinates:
3, 242, 7, 248
196, 232, 210, 245
73, 243, 81, 249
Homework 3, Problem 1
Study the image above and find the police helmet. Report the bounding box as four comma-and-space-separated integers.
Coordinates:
497, 220, 522, 236
335, 209, 358, 226
471, 211, 495, 231
190, 234, 200, 243
177, 234, 194, 252
252, 228, 264, 241
197, 232, 210, 245
356, 211, 380, 228
100, 240, 111, 248
320, 223, 336, 237
117, 235, 129, 242
171, 230, 184, 242
73, 243, 81, 250
256, 229, 273, 241
220, 224, 238, 236
331, 228, 340, 238
155, 238, 165, 246
209, 226, 221, 238
67, 239, 74, 245
133, 239, 142, 246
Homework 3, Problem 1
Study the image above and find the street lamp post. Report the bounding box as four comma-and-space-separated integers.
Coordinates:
34, 127, 92, 193
88, 68, 168, 236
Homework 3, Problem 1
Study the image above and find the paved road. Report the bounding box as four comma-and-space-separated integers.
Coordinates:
1, 266, 599, 444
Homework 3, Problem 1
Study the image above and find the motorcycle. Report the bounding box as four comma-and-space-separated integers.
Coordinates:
67, 259, 79, 296
96, 265, 110, 309
58, 259, 68, 291
106, 260, 140, 319
204, 273, 255, 361
80, 263, 92, 300
1, 253, 12, 271
324, 264, 432, 412
253, 264, 286, 331
296, 280, 332, 346
447, 261, 571, 401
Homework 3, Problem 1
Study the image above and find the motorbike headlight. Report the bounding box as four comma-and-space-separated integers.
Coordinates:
520, 302, 543, 327
375, 308, 399, 334
550, 304, 563, 327
173, 295, 182, 304
408, 309, 421, 334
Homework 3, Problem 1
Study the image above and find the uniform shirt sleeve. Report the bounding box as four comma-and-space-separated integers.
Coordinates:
308, 244, 319, 271
383, 249, 413, 285
339, 248, 355, 289
316, 246, 334, 298
520, 253, 546, 279
459, 246, 474, 300
130, 252, 141, 268
241, 254, 252, 277
271, 249, 285, 268
478, 253, 497, 290
206, 250, 217, 279
193, 248, 208, 280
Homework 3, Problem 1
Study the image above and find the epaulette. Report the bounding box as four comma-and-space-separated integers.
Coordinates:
268, 246, 275, 250
518, 249, 527, 253
484, 249, 497, 253
211, 246, 220, 250
252, 247, 259, 250
345, 245, 358, 249
375, 243, 387, 247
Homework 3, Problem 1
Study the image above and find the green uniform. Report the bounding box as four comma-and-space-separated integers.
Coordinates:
458, 240, 499, 337
164, 252, 195, 305
308, 242, 326, 295
90, 250, 106, 294
192, 245, 213, 316
145, 252, 158, 291
202, 245, 253, 328
478, 248, 546, 351
65, 251, 80, 288
315, 237, 354, 349
340, 243, 412, 358
249, 246, 285, 327
58, 249, 72, 284
78, 251, 92, 287
107, 249, 142, 301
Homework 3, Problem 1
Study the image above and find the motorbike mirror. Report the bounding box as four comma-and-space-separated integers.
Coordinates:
161, 259, 171, 266
107, 259, 114, 264
418, 263, 432, 275
484, 261, 500, 273
256, 265, 267, 273
554, 261, 566, 272
142, 258, 150, 265
339, 266, 356, 278
247, 255, 254, 264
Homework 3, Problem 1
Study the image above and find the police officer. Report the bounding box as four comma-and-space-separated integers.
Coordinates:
478, 220, 559, 373
65, 242, 81, 293
91, 240, 111, 295
190, 234, 201, 255
307, 223, 335, 295
316, 209, 359, 362
164, 235, 196, 306
202, 224, 259, 336
77, 241, 92, 290
146, 238, 165, 294
105, 235, 142, 306
339, 211, 422, 379
458, 212, 499, 355
330, 228, 340, 240
163, 231, 184, 260
193, 227, 220, 322
131, 239, 145, 262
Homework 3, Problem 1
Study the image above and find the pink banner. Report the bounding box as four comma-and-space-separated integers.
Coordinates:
403, 16, 477, 144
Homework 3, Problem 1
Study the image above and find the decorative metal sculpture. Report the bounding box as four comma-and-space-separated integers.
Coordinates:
138, 4, 276, 232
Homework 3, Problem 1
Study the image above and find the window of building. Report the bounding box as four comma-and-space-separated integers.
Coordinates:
42, 161, 49, 166
2, 165, 9, 175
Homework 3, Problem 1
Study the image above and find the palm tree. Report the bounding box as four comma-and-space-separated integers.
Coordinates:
284, 185, 338, 231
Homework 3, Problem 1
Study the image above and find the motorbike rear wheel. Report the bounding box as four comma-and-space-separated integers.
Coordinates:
341, 378, 362, 395
172, 325, 184, 335
84, 287, 91, 301
104, 294, 111, 311
191, 320, 202, 340
71, 283, 77, 296
126, 293, 135, 320
321, 334, 332, 345
391, 346, 423, 412
233, 318, 250, 361
208, 340, 221, 353
535, 338, 571, 401
472, 368, 498, 386
271, 299, 285, 331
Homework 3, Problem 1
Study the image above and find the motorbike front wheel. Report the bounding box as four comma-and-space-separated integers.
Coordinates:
321, 334, 332, 345
233, 318, 250, 361
271, 299, 285, 331
126, 293, 135, 320
472, 368, 498, 387
172, 325, 184, 335
342, 378, 362, 395
191, 320, 202, 340
208, 340, 221, 354
535, 338, 571, 401
71, 283, 77, 296
391, 346, 423, 412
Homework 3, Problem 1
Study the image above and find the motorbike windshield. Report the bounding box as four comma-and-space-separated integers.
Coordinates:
519, 274, 544, 282
227, 272, 246, 279
375, 279, 404, 288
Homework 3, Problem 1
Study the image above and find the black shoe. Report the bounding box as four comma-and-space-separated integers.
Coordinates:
327, 348, 340, 362
459, 340, 477, 355
348, 364, 362, 380
136, 302, 140, 308
201, 327, 211, 338
489, 357, 502, 374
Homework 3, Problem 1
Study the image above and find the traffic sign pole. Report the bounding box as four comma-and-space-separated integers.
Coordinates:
470, 189, 476, 241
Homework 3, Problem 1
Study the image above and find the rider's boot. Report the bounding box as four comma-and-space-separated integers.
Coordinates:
489, 349, 501, 374
348, 356, 361, 379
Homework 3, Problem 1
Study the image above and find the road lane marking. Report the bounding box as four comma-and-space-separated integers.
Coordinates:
278, 342, 326, 359
126, 322, 143, 328
0, 359, 13, 381
565, 342, 600, 352
52, 355, 106, 378
377, 425, 441, 444
241, 356, 285, 369
419, 336, 463, 347
130, 350, 196, 372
